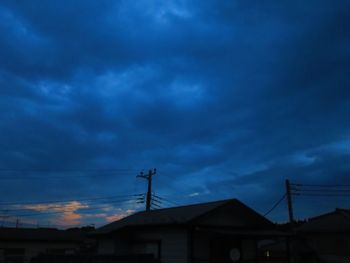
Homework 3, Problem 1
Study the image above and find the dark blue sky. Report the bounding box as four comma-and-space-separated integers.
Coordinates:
0, 0, 350, 227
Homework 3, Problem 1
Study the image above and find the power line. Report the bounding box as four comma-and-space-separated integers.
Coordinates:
0, 197, 138, 213
293, 189, 350, 193
153, 194, 179, 206
151, 198, 162, 205
5, 199, 138, 218
151, 202, 163, 210
150, 198, 164, 210
0, 194, 143, 206
12, 204, 120, 218
263, 194, 286, 217
291, 183, 350, 188
293, 193, 350, 197
0, 168, 135, 172
0, 169, 137, 180
290, 182, 350, 197
0, 173, 136, 180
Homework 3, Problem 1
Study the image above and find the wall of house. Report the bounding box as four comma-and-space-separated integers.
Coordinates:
192, 231, 210, 262
192, 232, 258, 263
97, 238, 116, 254
306, 234, 350, 257
0, 241, 80, 263
241, 239, 257, 261
97, 228, 189, 263
132, 227, 188, 263
97, 236, 131, 255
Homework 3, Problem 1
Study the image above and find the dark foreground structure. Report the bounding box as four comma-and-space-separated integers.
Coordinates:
5, 200, 349, 263
296, 208, 350, 263
0, 227, 93, 263
31, 254, 159, 263
93, 199, 291, 263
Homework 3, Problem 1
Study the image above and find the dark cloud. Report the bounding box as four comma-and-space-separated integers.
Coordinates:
205, 150, 350, 221
0, 0, 349, 226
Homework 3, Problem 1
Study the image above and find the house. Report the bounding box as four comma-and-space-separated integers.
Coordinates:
0, 227, 94, 263
296, 208, 350, 262
94, 198, 291, 263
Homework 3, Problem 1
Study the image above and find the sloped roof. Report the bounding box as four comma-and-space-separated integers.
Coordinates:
0, 227, 87, 242
95, 198, 273, 235
297, 208, 350, 233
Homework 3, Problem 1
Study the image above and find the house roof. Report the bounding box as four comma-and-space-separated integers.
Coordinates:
0, 227, 88, 242
297, 208, 350, 233
95, 198, 273, 235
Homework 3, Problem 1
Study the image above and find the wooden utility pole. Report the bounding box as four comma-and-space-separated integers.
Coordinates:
137, 168, 156, 211
285, 179, 294, 226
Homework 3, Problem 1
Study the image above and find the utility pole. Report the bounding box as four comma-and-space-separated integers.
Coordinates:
137, 168, 156, 212
285, 179, 294, 227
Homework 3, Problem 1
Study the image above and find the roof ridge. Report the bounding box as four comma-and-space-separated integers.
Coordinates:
94, 198, 274, 235
336, 208, 350, 220
308, 210, 338, 221
141, 198, 237, 213
95, 198, 238, 233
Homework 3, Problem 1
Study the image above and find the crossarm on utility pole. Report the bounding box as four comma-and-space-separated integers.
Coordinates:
137, 168, 156, 211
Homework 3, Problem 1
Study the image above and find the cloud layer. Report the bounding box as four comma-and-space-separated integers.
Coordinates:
0, 0, 350, 225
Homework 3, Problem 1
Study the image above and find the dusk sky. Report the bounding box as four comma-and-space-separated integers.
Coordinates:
0, 1, 350, 228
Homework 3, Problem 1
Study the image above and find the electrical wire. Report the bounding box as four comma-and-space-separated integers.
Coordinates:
294, 193, 350, 197
0, 173, 136, 180
5, 199, 138, 218
0, 193, 143, 206
291, 183, 350, 188
293, 189, 350, 193
292, 190, 350, 194
290, 181, 350, 197
153, 194, 179, 206
151, 203, 162, 209
263, 194, 286, 217
0, 169, 138, 180
0, 197, 138, 213
151, 198, 162, 205
0, 168, 136, 172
